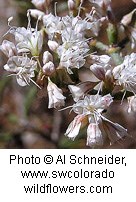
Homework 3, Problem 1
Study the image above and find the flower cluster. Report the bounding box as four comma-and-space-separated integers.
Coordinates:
65, 93, 128, 147
0, 0, 136, 148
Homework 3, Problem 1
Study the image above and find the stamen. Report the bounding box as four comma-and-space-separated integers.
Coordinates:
30, 78, 41, 89
54, 2, 58, 17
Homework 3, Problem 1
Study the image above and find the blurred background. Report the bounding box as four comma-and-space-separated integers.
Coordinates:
0, 0, 136, 149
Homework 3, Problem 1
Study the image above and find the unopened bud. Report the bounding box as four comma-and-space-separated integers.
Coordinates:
43, 51, 53, 64
43, 61, 55, 76
31, 0, 51, 10
68, 0, 76, 10
48, 40, 59, 51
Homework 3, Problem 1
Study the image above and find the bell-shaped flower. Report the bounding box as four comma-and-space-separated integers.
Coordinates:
47, 77, 66, 108
68, 81, 99, 102
87, 123, 103, 147
65, 114, 87, 140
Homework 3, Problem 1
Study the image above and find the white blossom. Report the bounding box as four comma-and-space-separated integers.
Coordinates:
43, 13, 62, 39
12, 26, 43, 56
113, 53, 136, 94
65, 93, 127, 146
47, 78, 66, 108
43, 13, 104, 73
68, 81, 99, 102
4, 56, 37, 86
57, 45, 88, 74
65, 114, 86, 140
72, 94, 113, 115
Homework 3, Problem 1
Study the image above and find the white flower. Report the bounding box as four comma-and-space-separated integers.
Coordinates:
61, 16, 92, 39
57, 45, 88, 74
112, 53, 136, 94
72, 94, 113, 115
65, 93, 127, 147
43, 13, 62, 39
12, 26, 43, 56
68, 81, 99, 102
47, 78, 66, 108
65, 114, 87, 140
4, 56, 37, 86
69, 85, 86, 102
0, 40, 17, 58
87, 123, 103, 147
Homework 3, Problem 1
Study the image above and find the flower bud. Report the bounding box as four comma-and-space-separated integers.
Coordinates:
68, 0, 76, 10
48, 40, 59, 52
47, 77, 66, 108
42, 61, 55, 76
43, 51, 53, 64
31, 0, 51, 10
0, 40, 17, 58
